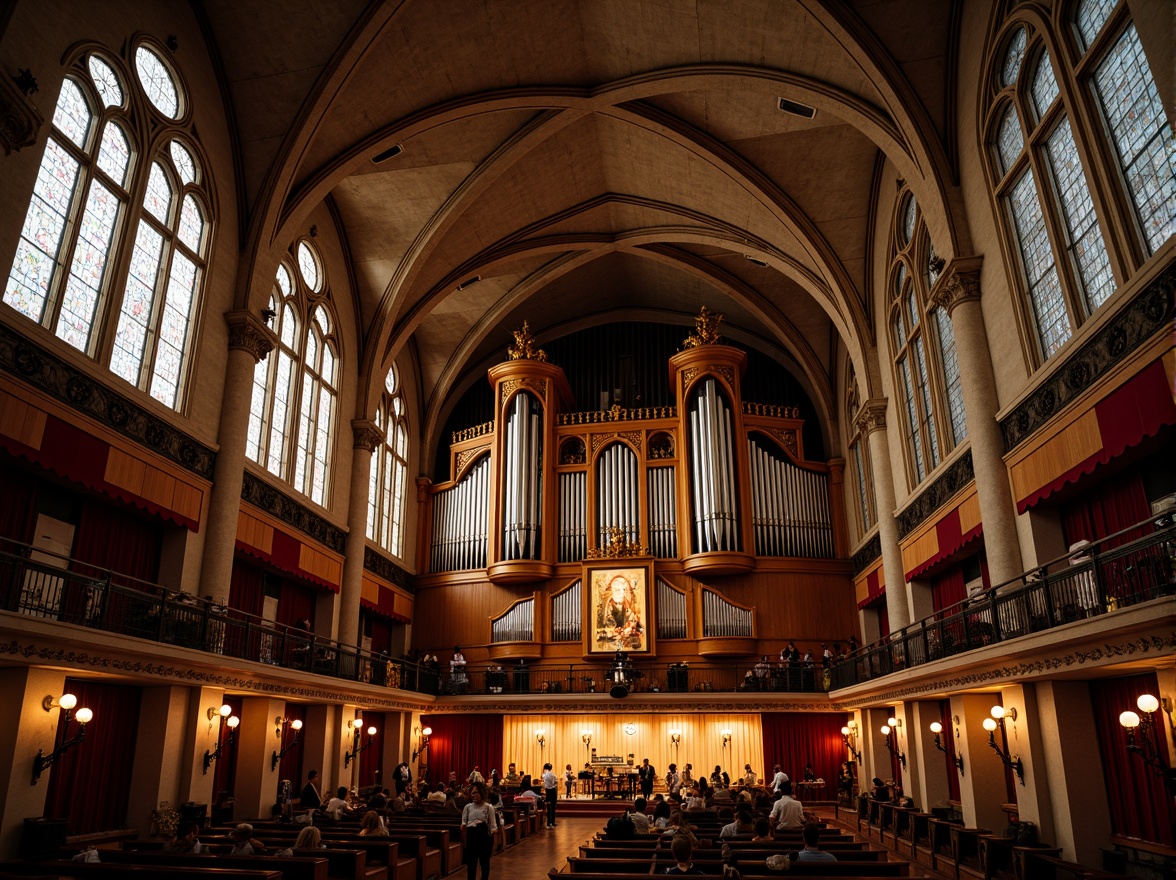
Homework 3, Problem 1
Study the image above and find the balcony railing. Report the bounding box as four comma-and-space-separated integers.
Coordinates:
830, 516, 1176, 691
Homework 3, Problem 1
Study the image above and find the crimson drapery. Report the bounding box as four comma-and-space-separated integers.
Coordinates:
938, 700, 960, 802
212, 695, 243, 801
358, 712, 385, 791
43, 678, 142, 834
878, 603, 890, 640
0, 462, 38, 545
1061, 470, 1151, 549
228, 559, 265, 617
1090, 672, 1174, 845
931, 566, 967, 616
369, 614, 392, 654
70, 497, 162, 590
760, 713, 850, 794
420, 714, 504, 787
276, 578, 316, 628
277, 702, 307, 791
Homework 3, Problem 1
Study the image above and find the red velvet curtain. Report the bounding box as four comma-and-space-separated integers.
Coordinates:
43, 678, 142, 834
1061, 471, 1150, 549
877, 601, 890, 640
420, 714, 503, 787
358, 712, 385, 791
228, 559, 265, 617
212, 695, 243, 802
0, 463, 38, 545
369, 615, 393, 654
277, 702, 307, 790
931, 565, 967, 616
277, 578, 316, 628
938, 700, 961, 801
1090, 672, 1174, 845
760, 713, 850, 793
70, 498, 162, 590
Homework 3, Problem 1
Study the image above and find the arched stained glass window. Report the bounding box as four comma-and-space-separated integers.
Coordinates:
3, 43, 209, 411
247, 241, 339, 507
368, 366, 410, 557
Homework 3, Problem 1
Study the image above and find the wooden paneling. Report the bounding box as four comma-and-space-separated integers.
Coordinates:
236, 510, 275, 555
1008, 408, 1102, 503
502, 712, 765, 785
299, 542, 342, 587
958, 489, 982, 535
901, 528, 940, 579
854, 558, 884, 606
413, 580, 538, 658
0, 388, 46, 449
105, 446, 205, 523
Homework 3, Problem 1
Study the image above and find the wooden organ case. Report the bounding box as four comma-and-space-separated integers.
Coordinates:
417, 319, 852, 662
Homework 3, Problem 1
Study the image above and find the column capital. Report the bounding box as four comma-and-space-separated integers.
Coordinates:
855, 398, 888, 437
931, 255, 984, 315
352, 419, 384, 452
225, 310, 276, 363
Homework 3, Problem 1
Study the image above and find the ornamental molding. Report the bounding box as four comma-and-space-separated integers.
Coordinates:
363, 547, 415, 592
854, 398, 888, 436
851, 534, 883, 576
836, 633, 1176, 708
500, 377, 547, 402
351, 419, 383, 452
681, 364, 735, 392
224, 310, 275, 363
0, 322, 216, 479
896, 449, 974, 539
422, 697, 848, 714
1000, 263, 1175, 450
590, 430, 643, 456
764, 427, 799, 458
930, 256, 984, 315
0, 71, 43, 155
455, 445, 491, 475
240, 471, 346, 552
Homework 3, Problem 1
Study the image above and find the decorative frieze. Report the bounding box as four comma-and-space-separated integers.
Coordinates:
363, 546, 415, 592
240, 470, 346, 552
852, 534, 883, 576
896, 449, 974, 538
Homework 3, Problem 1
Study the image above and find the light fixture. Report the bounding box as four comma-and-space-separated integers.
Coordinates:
272, 718, 304, 771
880, 723, 906, 769
206, 703, 232, 732
983, 705, 1024, 784
32, 695, 93, 784
536, 729, 547, 750
581, 729, 593, 762
928, 721, 964, 775
412, 725, 432, 762
669, 729, 681, 746
840, 723, 861, 765
1119, 693, 1176, 795
721, 729, 732, 748
345, 718, 377, 768
203, 714, 240, 774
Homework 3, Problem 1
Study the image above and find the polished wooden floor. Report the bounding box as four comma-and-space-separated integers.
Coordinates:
488, 815, 603, 877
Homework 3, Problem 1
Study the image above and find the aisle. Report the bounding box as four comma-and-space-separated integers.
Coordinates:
490, 816, 600, 877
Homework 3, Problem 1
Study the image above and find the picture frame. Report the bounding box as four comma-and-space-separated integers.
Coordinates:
583, 559, 655, 655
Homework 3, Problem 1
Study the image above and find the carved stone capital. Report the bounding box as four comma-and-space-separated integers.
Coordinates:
931, 256, 984, 315
0, 72, 44, 155
352, 419, 383, 452
855, 399, 888, 437
225, 310, 276, 363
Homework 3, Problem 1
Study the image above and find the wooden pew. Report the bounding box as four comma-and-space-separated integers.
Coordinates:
1013, 850, 1119, 880
949, 825, 991, 879
80, 851, 328, 880
563, 856, 911, 875
978, 835, 1061, 880
122, 841, 377, 880
0, 863, 282, 880
194, 834, 410, 880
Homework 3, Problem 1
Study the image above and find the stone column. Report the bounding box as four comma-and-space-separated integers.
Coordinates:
908, 700, 951, 812
199, 311, 275, 602
233, 696, 289, 820
336, 421, 381, 646
933, 259, 1023, 585
952, 693, 1011, 831
856, 400, 911, 631
125, 686, 192, 837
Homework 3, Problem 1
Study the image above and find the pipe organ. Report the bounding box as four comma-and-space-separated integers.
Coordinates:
501, 391, 543, 561
646, 466, 677, 558
596, 442, 640, 547
430, 454, 489, 572
687, 377, 741, 555
490, 597, 534, 643
551, 579, 582, 642
558, 471, 587, 563
656, 578, 687, 640
701, 588, 754, 638
748, 436, 834, 558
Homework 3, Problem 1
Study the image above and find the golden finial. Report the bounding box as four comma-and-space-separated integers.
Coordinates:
681, 306, 723, 348
506, 321, 547, 362
586, 527, 648, 559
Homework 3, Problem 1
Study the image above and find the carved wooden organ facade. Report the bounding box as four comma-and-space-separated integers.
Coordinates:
418, 341, 849, 657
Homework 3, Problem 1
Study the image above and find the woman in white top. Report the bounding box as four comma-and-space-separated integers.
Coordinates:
461, 782, 500, 879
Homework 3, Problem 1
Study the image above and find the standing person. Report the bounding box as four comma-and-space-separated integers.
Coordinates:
666, 763, 680, 797
468, 766, 485, 785
461, 782, 501, 880
301, 769, 322, 809
541, 762, 559, 828
770, 764, 788, 795
564, 763, 576, 799
639, 757, 656, 799
393, 761, 412, 797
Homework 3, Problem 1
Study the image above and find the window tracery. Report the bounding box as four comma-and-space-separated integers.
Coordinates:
368, 366, 409, 558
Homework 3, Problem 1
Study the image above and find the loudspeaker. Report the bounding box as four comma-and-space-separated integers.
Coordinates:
610, 683, 629, 699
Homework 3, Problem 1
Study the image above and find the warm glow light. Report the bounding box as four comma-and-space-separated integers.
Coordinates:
847, 720, 857, 730
581, 729, 592, 736
669, 728, 681, 736
226, 715, 240, 729
422, 727, 432, 736
75, 707, 93, 724
841, 726, 851, 736
59, 694, 78, 710
721, 728, 731, 736
990, 705, 1006, 720
367, 726, 377, 736
929, 722, 943, 734
291, 719, 303, 731
1119, 710, 1141, 729
1137, 694, 1160, 714
536, 728, 547, 736
982, 718, 998, 732
219, 704, 232, 717
352, 718, 364, 730
880, 725, 891, 735
887, 716, 898, 727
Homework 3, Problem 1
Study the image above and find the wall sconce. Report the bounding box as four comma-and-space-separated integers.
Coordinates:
271, 717, 303, 771
203, 713, 240, 774
928, 721, 964, 775
581, 729, 592, 762
413, 725, 432, 762
536, 729, 547, 750
982, 705, 1024, 785
721, 729, 732, 749
345, 718, 377, 768
840, 720, 861, 765
1119, 693, 1176, 796
669, 728, 681, 756
32, 694, 93, 784
880, 722, 906, 769
206, 703, 231, 732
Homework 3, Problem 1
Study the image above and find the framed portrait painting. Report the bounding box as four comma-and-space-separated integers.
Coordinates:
584, 560, 654, 655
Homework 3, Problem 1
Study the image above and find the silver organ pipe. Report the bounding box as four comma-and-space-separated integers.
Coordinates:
701, 588, 753, 638
595, 442, 639, 546
502, 392, 543, 560
747, 436, 833, 559
551, 579, 582, 642
688, 378, 740, 552
656, 578, 687, 639
430, 455, 489, 572
558, 471, 586, 562
490, 597, 534, 643
647, 466, 677, 558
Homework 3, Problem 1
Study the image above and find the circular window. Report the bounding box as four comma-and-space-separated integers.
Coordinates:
135, 45, 181, 119
297, 241, 321, 292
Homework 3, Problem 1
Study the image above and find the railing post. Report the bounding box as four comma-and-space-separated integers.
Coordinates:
1089, 545, 1106, 609
989, 591, 1001, 642
1041, 569, 1056, 626
156, 591, 169, 642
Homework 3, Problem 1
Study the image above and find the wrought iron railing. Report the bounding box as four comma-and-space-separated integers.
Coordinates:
829, 517, 1176, 690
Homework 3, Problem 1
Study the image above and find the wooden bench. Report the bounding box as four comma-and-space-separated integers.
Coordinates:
949, 825, 991, 879
0, 863, 282, 880
977, 835, 1060, 880
563, 856, 911, 875
196, 834, 409, 880
1013, 850, 1119, 880
82, 851, 328, 880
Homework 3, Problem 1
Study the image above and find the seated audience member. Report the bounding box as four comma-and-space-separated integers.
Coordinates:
768, 780, 804, 831
720, 806, 755, 838
359, 810, 388, 836
871, 776, 890, 801
663, 833, 706, 875
275, 825, 324, 856
505, 762, 520, 783
368, 789, 388, 809
653, 799, 673, 829
324, 786, 352, 820
713, 784, 733, 803
631, 797, 651, 833
391, 794, 407, 812
427, 782, 448, 803
229, 823, 267, 855
796, 823, 837, 861
163, 821, 202, 854
684, 787, 707, 811
751, 817, 772, 842
514, 786, 541, 810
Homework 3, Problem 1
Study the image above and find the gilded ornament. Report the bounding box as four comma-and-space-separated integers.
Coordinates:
586, 527, 648, 559
506, 321, 548, 362
681, 306, 723, 348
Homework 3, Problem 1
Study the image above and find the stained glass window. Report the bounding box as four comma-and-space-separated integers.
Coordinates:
111, 222, 163, 385
178, 194, 204, 253
1030, 52, 1059, 122
88, 57, 122, 108
996, 104, 1023, 174
143, 161, 173, 222
900, 194, 916, 245
934, 309, 967, 445
846, 369, 873, 535
54, 179, 121, 352
1075, 0, 1115, 51
1001, 27, 1027, 87
297, 241, 320, 291
96, 122, 131, 185
369, 367, 409, 556
170, 140, 197, 185
1007, 169, 1071, 357
52, 79, 92, 148
135, 45, 180, 119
